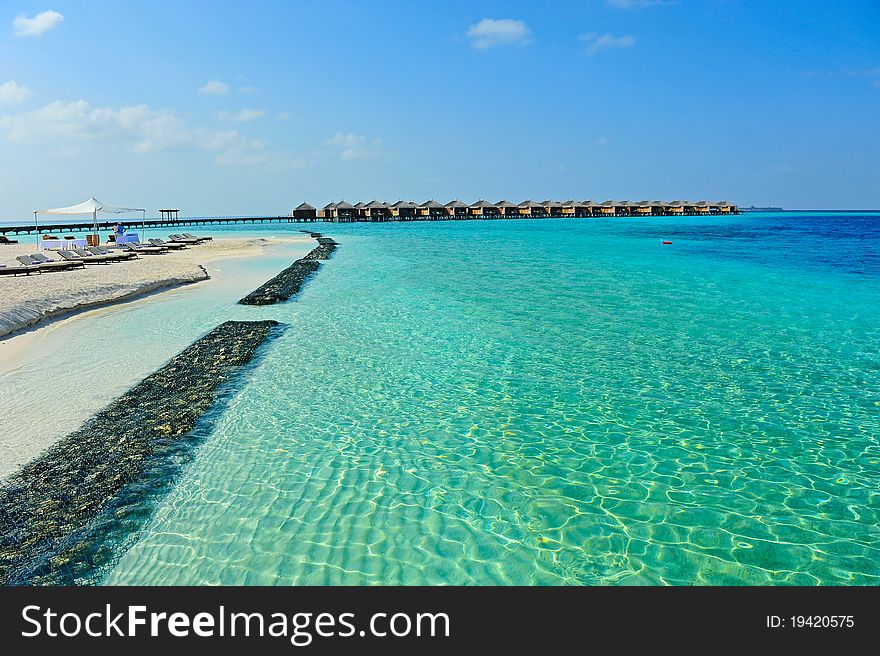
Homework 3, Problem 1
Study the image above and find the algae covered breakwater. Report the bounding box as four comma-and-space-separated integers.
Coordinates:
0, 320, 283, 585
0, 233, 341, 585
238, 236, 338, 305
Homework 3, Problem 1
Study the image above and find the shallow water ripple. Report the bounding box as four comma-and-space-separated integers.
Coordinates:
106, 217, 880, 585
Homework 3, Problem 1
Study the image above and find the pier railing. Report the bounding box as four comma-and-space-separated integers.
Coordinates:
0, 215, 302, 236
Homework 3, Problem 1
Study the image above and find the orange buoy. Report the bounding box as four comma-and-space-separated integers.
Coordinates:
661, 240, 672, 245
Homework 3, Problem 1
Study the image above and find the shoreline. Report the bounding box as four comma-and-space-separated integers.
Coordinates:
0, 268, 208, 342
0, 234, 341, 583
0, 320, 284, 585
0, 234, 316, 480
0, 236, 309, 341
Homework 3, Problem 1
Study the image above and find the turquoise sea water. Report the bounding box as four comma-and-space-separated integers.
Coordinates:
15, 214, 880, 585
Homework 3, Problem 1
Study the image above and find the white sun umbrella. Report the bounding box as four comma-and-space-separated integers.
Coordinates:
33, 197, 147, 246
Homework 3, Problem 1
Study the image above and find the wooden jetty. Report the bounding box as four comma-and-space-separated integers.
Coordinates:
0, 215, 315, 236
0, 199, 740, 236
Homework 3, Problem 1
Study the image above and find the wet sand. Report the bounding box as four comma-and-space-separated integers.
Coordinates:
0, 237, 311, 340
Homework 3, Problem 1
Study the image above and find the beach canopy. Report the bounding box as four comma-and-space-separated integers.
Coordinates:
36, 197, 146, 216
32, 196, 147, 244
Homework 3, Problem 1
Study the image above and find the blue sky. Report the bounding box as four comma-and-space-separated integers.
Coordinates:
0, 0, 878, 218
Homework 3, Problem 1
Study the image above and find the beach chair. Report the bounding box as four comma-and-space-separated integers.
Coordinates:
183, 232, 212, 241
121, 243, 167, 255
148, 238, 186, 250
29, 252, 87, 270
58, 249, 112, 264
17, 254, 82, 271
79, 247, 135, 262
88, 245, 137, 259
0, 263, 40, 275
0, 235, 19, 245
167, 234, 201, 245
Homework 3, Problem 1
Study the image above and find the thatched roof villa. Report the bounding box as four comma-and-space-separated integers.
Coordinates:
335, 201, 357, 221
445, 200, 469, 218
364, 200, 392, 220
495, 200, 517, 216
294, 197, 739, 221
517, 200, 544, 216
419, 200, 448, 218
390, 200, 419, 219
541, 200, 563, 217
291, 202, 317, 220
469, 200, 500, 217
560, 200, 583, 216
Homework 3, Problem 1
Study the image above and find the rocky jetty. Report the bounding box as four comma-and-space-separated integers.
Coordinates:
238, 238, 338, 305
0, 320, 282, 585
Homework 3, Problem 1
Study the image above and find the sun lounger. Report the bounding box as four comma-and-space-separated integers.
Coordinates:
0, 263, 40, 275
85, 246, 137, 260
78, 247, 134, 262
183, 232, 212, 241
148, 238, 186, 250
29, 252, 87, 270
121, 243, 167, 254
0, 235, 19, 245
17, 254, 82, 271
58, 249, 112, 264
168, 234, 201, 245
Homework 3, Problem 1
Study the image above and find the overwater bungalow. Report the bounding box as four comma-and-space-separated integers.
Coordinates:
364, 200, 392, 221
581, 200, 600, 217
667, 200, 685, 215
287, 196, 737, 222
598, 200, 617, 216
445, 200, 469, 219
469, 200, 500, 218
419, 200, 448, 219
291, 202, 317, 220
618, 201, 637, 216
560, 200, 582, 217
335, 201, 357, 222
541, 200, 563, 218
654, 201, 671, 215
634, 200, 653, 216
390, 200, 419, 219
495, 200, 518, 217
518, 200, 544, 217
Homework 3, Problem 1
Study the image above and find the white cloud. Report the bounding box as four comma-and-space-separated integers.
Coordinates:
238, 85, 259, 94
276, 112, 291, 120
596, 137, 610, 145
579, 32, 637, 54
0, 99, 284, 166
218, 108, 266, 122
0, 100, 188, 152
12, 10, 63, 37
467, 18, 531, 49
0, 81, 31, 105
324, 132, 385, 160
606, 0, 671, 8
198, 80, 230, 95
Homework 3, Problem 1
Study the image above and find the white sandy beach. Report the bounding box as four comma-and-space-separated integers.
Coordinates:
0, 234, 315, 479
0, 236, 309, 340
